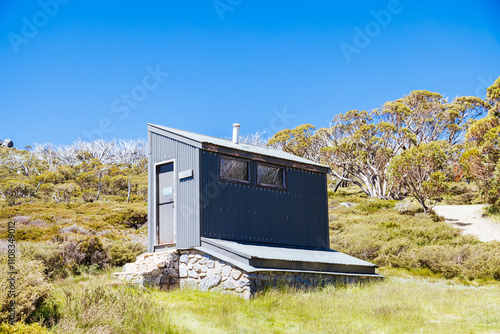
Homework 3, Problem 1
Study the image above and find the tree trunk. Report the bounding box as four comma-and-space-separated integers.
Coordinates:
126, 176, 131, 203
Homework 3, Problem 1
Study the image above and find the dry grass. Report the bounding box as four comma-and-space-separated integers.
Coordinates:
44, 269, 500, 334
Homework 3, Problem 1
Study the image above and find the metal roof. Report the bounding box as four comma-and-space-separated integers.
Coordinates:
148, 123, 328, 169
203, 238, 377, 268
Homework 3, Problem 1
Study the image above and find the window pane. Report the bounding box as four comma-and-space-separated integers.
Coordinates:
220, 157, 249, 181
257, 165, 284, 187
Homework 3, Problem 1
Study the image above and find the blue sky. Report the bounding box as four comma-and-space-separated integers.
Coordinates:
1, 0, 499, 148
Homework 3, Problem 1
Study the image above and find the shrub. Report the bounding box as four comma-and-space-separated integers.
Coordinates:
59, 236, 108, 270
105, 209, 147, 229
1, 181, 36, 205
106, 240, 146, 266
108, 175, 129, 195
53, 285, 180, 333
20, 242, 66, 279
34, 171, 65, 185
19, 237, 109, 278
0, 258, 53, 323
358, 199, 397, 213
137, 185, 148, 201
81, 189, 98, 202
59, 224, 92, 235
53, 183, 80, 203
76, 236, 108, 267
0, 322, 50, 334
57, 165, 76, 181
37, 183, 55, 197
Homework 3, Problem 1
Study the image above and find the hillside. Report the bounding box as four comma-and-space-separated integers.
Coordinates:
1, 141, 500, 332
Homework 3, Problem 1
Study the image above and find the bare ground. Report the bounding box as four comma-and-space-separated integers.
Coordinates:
433, 204, 500, 242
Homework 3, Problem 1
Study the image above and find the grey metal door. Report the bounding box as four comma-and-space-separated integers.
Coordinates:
157, 162, 175, 245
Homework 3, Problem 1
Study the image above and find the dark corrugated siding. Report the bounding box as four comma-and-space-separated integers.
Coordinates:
200, 150, 329, 248
148, 131, 200, 250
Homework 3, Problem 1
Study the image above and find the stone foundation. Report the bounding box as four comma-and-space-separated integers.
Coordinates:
113, 249, 362, 299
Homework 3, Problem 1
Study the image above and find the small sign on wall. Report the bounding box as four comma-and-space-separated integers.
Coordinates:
179, 169, 193, 180
163, 187, 173, 196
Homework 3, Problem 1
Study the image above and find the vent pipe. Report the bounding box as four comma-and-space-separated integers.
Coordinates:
232, 123, 240, 144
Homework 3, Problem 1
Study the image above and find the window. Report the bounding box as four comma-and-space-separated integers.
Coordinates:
257, 164, 285, 189
220, 157, 249, 182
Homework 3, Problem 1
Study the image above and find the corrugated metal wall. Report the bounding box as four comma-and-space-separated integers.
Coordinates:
200, 150, 329, 248
148, 131, 200, 251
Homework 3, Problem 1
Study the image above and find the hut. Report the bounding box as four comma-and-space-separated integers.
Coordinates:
115, 123, 381, 297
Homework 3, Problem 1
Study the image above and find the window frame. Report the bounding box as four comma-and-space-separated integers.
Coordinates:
219, 155, 251, 185
256, 162, 287, 190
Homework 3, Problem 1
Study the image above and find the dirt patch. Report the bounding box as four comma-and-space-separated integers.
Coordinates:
433, 204, 500, 242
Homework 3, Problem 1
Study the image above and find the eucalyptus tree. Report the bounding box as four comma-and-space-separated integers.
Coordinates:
461, 76, 500, 205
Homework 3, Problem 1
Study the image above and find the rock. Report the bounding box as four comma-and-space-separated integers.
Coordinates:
160, 276, 170, 284
168, 252, 178, 262
193, 263, 200, 273
340, 202, 355, 208
222, 265, 232, 277
165, 268, 178, 277
189, 270, 198, 279
231, 269, 242, 280
238, 278, 250, 287
123, 263, 137, 273
223, 278, 237, 290
207, 260, 215, 269
179, 254, 189, 263
199, 265, 207, 273
206, 275, 221, 289
179, 263, 188, 278
243, 291, 251, 300
156, 261, 166, 268
198, 278, 209, 291
2, 139, 13, 148
186, 278, 198, 289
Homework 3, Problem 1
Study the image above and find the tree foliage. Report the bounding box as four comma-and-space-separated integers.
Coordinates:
268, 124, 318, 160
461, 111, 500, 205
388, 141, 451, 212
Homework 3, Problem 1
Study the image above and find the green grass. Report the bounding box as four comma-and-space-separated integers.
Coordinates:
44, 269, 500, 334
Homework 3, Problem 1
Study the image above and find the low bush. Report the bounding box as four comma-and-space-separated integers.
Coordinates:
329, 194, 500, 280
20, 242, 66, 279
0, 257, 53, 324
0, 181, 35, 206
60, 236, 108, 270
358, 199, 397, 213
52, 285, 181, 333
105, 208, 147, 229
20, 237, 109, 279
0, 322, 50, 334
105, 240, 146, 266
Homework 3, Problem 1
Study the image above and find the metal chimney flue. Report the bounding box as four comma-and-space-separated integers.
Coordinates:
232, 123, 240, 144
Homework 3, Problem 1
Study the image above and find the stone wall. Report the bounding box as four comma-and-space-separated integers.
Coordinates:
113, 248, 361, 299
